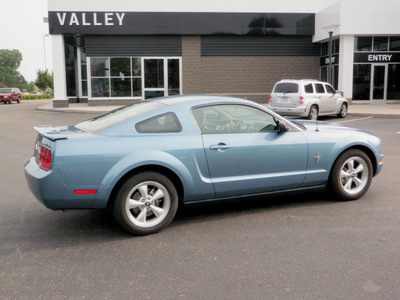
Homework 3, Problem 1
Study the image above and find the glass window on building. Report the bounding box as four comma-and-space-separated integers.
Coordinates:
91, 58, 110, 77
333, 39, 340, 54
80, 49, 88, 97
389, 37, 400, 51
353, 64, 371, 100
387, 64, 400, 100
132, 58, 142, 97
373, 36, 389, 51
320, 66, 327, 83
355, 37, 373, 51
90, 57, 143, 98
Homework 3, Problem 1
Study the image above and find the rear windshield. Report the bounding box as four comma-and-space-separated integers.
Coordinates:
76, 101, 165, 132
273, 83, 299, 94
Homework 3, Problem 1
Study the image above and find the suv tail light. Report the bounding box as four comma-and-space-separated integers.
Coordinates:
299, 96, 304, 104
268, 95, 272, 103
39, 145, 53, 170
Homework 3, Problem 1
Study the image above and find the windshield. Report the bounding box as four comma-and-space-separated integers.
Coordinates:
76, 101, 165, 132
0, 89, 12, 93
273, 83, 299, 94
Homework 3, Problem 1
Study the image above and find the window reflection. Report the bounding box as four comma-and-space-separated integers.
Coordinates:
353, 65, 371, 100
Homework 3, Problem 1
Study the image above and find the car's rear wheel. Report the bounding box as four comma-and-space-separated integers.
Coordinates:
308, 105, 318, 120
113, 172, 178, 235
337, 103, 347, 118
330, 149, 373, 200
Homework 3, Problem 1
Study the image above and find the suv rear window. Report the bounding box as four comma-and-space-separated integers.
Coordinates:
304, 83, 314, 93
315, 83, 325, 93
273, 83, 299, 94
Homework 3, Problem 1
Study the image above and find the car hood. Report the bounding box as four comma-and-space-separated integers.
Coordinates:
0, 93, 11, 96
292, 120, 372, 135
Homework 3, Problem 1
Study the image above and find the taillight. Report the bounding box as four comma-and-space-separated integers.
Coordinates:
39, 145, 52, 170
299, 96, 304, 104
268, 95, 272, 103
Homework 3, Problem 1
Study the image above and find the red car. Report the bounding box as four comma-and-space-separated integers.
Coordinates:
0, 88, 22, 104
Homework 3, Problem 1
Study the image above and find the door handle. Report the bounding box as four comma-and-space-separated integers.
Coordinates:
209, 143, 231, 151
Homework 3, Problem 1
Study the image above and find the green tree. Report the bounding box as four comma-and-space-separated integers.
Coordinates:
0, 49, 27, 89
35, 69, 53, 93
27, 81, 36, 93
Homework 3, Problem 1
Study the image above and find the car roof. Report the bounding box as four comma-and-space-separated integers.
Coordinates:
276, 79, 329, 85
148, 95, 255, 107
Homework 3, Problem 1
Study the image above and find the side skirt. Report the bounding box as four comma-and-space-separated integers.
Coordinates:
184, 185, 326, 206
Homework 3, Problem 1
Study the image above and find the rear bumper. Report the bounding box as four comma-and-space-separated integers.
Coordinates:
24, 157, 108, 209
268, 105, 309, 117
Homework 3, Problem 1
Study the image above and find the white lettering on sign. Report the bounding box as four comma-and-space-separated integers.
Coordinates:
368, 54, 393, 62
325, 56, 336, 64
56, 12, 126, 26
82, 13, 90, 26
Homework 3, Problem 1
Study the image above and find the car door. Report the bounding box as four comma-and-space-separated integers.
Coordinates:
314, 83, 329, 113
323, 83, 338, 112
192, 104, 308, 198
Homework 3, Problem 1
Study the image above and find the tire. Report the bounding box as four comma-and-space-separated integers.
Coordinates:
337, 103, 347, 118
308, 105, 318, 120
330, 149, 373, 201
113, 172, 178, 235
8, 98, 12, 104
17, 97, 21, 103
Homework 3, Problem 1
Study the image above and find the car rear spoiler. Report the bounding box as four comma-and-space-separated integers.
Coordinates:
34, 125, 75, 141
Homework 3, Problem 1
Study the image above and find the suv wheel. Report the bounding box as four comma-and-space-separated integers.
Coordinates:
337, 103, 347, 118
308, 105, 318, 121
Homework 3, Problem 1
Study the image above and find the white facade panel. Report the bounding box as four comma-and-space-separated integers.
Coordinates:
48, 0, 337, 13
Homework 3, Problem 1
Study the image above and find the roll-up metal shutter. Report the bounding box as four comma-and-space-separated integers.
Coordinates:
86, 36, 182, 57
202, 36, 320, 56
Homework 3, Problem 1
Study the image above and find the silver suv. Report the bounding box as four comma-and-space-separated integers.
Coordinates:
267, 80, 348, 120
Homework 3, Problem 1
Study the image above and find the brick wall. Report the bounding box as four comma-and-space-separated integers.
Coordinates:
182, 36, 320, 103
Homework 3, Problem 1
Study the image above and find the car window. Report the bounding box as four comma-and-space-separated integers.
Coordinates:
325, 84, 335, 94
135, 113, 182, 133
314, 83, 325, 93
193, 104, 277, 134
76, 101, 165, 132
304, 83, 314, 93
0, 88, 12, 93
273, 83, 299, 94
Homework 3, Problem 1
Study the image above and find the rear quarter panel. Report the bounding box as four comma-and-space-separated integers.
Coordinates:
54, 133, 215, 208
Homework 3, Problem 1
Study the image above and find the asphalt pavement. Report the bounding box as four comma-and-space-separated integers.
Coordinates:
1, 100, 400, 299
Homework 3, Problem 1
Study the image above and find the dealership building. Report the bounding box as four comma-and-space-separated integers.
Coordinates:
48, 0, 400, 107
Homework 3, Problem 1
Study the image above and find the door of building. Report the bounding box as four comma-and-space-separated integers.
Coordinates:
142, 58, 181, 99
371, 64, 387, 101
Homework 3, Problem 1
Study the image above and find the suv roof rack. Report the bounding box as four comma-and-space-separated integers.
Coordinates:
280, 79, 319, 82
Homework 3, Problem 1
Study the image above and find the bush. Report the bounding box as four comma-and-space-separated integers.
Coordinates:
22, 94, 54, 100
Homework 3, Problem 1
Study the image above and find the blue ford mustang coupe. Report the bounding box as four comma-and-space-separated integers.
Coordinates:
25, 95, 384, 235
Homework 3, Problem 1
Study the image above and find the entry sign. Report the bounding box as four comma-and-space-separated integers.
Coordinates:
354, 52, 400, 63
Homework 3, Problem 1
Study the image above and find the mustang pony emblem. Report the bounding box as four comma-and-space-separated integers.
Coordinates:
314, 153, 322, 163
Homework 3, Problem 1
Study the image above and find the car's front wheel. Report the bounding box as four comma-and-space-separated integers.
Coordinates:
337, 103, 347, 118
330, 149, 373, 200
113, 172, 178, 235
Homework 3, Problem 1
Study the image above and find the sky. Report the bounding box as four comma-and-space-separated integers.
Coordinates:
0, 0, 52, 82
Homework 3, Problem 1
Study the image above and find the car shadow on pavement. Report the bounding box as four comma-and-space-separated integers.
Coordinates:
9, 191, 339, 252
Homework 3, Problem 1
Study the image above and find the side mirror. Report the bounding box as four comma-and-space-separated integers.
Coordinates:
336, 90, 344, 96
275, 120, 289, 134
